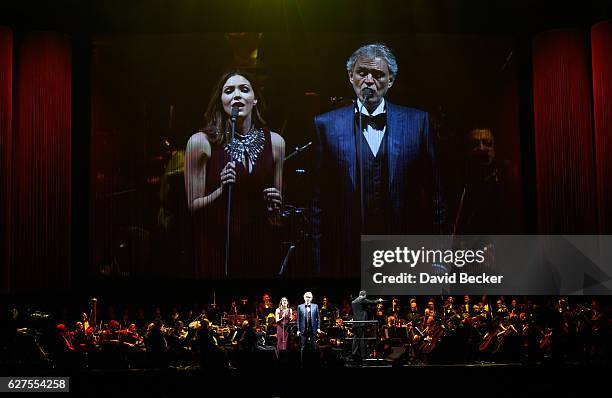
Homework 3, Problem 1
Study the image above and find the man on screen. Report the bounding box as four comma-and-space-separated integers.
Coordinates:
311, 43, 444, 276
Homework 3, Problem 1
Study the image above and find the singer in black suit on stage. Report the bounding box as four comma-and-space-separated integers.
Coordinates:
297, 291, 321, 362
185, 70, 285, 278
350, 290, 383, 364
311, 43, 445, 276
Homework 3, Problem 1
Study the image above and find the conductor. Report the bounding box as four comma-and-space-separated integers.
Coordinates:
351, 290, 383, 365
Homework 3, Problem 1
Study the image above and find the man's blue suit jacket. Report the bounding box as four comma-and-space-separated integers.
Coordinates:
297, 303, 320, 334
311, 101, 444, 276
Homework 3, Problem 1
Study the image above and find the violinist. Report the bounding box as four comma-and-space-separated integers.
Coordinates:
55, 324, 75, 353
102, 320, 121, 344
122, 323, 144, 350
165, 320, 188, 349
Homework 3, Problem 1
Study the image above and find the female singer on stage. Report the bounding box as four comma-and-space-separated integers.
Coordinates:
275, 297, 292, 355
185, 70, 285, 277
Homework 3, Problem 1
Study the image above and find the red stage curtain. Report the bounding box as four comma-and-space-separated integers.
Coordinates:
11, 32, 72, 293
0, 27, 12, 295
532, 29, 597, 234
592, 20, 612, 234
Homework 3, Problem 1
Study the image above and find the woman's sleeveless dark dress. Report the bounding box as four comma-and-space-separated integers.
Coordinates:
276, 309, 291, 352
192, 128, 278, 278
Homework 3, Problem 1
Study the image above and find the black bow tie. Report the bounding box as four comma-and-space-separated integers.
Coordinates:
357, 112, 386, 130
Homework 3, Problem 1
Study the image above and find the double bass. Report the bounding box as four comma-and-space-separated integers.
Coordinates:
420, 319, 444, 354
492, 320, 517, 354
478, 321, 498, 352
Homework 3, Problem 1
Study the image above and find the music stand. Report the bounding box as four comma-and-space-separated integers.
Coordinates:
343, 320, 382, 363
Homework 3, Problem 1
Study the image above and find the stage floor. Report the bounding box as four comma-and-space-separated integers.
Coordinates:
4, 361, 608, 397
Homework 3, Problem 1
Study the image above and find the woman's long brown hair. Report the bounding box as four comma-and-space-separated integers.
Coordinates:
202, 69, 266, 146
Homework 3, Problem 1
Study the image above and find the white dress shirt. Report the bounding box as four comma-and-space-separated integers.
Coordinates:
356, 98, 386, 157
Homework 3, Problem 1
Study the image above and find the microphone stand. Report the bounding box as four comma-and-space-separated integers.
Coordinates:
357, 97, 366, 226
278, 245, 296, 276
283, 141, 312, 162
357, 90, 372, 227
224, 107, 240, 277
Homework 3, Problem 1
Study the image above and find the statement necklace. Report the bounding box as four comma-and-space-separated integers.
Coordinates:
224, 127, 265, 168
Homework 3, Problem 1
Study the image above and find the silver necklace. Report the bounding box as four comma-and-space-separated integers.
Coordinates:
224, 128, 265, 168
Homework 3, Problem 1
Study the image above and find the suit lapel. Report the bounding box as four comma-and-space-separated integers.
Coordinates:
336, 105, 357, 189
299, 304, 304, 327
387, 102, 402, 186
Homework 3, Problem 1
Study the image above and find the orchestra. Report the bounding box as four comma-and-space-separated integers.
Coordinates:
4, 294, 608, 370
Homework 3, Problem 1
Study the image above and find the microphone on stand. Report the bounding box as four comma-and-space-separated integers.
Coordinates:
357, 88, 374, 227
230, 106, 240, 121
224, 106, 240, 277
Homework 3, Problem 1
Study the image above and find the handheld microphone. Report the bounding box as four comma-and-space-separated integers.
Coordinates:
362, 88, 374, 101
230, 106, 240, 121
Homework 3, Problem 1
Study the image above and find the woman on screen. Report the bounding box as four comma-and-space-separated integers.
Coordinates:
184, 70, 284, 277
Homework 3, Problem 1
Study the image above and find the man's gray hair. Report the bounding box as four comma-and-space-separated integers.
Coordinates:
346, 43, 398, 77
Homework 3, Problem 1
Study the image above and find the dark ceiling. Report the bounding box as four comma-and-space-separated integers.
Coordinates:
1, 0, 611, 36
